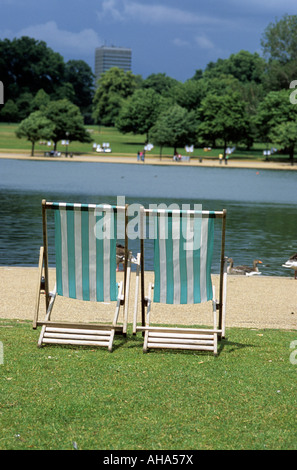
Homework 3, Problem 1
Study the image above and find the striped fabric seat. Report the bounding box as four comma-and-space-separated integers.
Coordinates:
33, 200, 130, 351
133, 207, 227, 356
53, 202, 118, 302
153, 210, 214, 305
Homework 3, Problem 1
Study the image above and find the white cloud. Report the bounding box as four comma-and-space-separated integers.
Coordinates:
195, 35, 215, 50
97, 0, 231, 26
97, 0, 125, 21
173, 38, 190, 48
227, 0, 297, 13
173, 34, 216, 52
17, 21, 102, 55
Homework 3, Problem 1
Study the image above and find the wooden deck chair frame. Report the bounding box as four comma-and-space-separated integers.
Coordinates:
133, 207, 227, 356
33, 199, 131, 352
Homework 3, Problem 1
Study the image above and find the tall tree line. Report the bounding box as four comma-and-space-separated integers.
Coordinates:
1, 15, 297, 160
0, 36, 95, 123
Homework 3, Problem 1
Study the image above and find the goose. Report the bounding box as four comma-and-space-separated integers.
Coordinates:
282, 253, 297, 279
116, 243, 137, 271
227, 258, 262, 276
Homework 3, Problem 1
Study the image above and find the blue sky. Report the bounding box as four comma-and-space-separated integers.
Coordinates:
0, 0, 296, 81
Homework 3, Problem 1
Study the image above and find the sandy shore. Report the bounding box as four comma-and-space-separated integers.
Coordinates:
1, 266, 296, 331
0, 151, 296, 171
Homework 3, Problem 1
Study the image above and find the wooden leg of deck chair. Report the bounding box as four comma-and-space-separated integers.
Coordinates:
108, 329, 116, 353
123, 257, 131, 336
221, 257, 228, 339
133, 253, 141, 335
212, 286, 218, 356
33, 246, 44, 329
37, 286, 57, 347
143, 283, 152, 353
103, 281, 124, 352
112, 281, 124, 340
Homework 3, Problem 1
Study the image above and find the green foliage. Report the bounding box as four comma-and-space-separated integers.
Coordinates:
31, 89, 51, 112
42, 99, 92, 149
204, 50, 266, 84
0, 37, 94, 122
141, 73, 178, 96
15, 111, 54, 156
116, 88, 170, 141
150, 105, 197, 153
174, 79, 205, 112
197, 92, 250, 152
255, 89, 297, 136
0, 37, 65, 101
65, 60, 95, 118
1, 15, 297, 155
15, 92, 34, 121
0, 99, 19, 123
269, 122, 297, 160
0, 320, 296, 450
92, 68, 139, 126
261, 14, 297, 64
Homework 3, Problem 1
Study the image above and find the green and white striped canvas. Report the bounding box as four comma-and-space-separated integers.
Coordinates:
153, 210, 214, 304
53, 203, 118, 302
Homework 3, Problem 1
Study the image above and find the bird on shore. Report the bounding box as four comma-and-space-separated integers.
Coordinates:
116, 243, 137, 271
282, 253, 297, 279
227, 258, 262, 276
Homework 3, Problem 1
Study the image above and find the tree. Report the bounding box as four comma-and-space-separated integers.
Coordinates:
15, 111, 54, 156
92, 68, 138, 126
255, 89, 295, 139
0, 99, 18, 122
16, 92, 34, 121
31, 89, 50, 112
141, 73, 178, 96
269, 121, 297, 164
174, 79, 205, 112
262, 59, 297, 92
255, 89, 297, 164
43, 99, 92, 150
261, 14, 297, 91
261, 14, 297, 64
116, 88, 169, 141
150, 105, 197, 156
204, 50, 265, 84
65, 60, 95, 120
0, 37, 65, 103
197, 92, 250, 157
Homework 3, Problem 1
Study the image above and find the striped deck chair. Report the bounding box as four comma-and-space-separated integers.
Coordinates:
133, 207, 227, 356
33, 200, 131, 352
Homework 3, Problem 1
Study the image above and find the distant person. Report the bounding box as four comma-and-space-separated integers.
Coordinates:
137, 151, 140, 161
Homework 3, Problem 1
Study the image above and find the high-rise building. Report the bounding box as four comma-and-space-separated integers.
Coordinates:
95, 45, 132, 82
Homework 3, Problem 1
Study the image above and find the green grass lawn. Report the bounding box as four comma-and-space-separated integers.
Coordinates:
0, 319, 296, 450
0, 122, 291, 161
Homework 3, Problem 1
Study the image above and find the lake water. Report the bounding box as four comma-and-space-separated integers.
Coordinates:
0, 158, 296, 277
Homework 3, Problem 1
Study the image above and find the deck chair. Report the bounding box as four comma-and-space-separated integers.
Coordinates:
33, 199, 131, 352
133, 207, 227, 356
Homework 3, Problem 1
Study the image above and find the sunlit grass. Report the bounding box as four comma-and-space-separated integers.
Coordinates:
0, 122, 290, 161
0, 319, 296, 450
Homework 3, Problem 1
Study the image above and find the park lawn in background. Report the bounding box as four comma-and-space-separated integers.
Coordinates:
0, 122, 291, 161
0, 319, 296, 450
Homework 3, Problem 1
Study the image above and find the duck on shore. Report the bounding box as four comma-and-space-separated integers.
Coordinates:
116, 243, 137, 271
282, 253, 297, 279
227, 258, 263, 276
